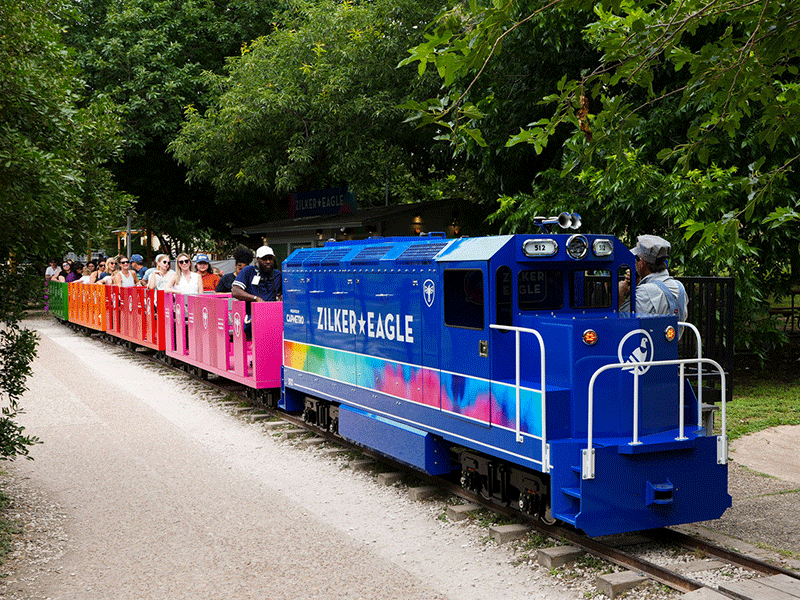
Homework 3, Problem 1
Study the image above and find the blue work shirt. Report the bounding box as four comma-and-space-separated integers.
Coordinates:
232, 265, 282, 301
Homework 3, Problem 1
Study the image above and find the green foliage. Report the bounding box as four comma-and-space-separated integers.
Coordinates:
170, 0, 454, 205
401, 0, 800, 352
1, 0, 131, 258
0, 266, 40, 461
66, 0, 285, 151
63, 0, 285, 245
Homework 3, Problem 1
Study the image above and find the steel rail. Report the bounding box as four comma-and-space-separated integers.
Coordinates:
646, 528, 800, 579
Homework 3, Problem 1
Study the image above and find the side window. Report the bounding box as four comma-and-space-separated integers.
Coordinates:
444, 269, 484, 329
495, 266, 512, 328
519, 270, 563, 311
571, 269, 612, 308
618, 265, 633, 312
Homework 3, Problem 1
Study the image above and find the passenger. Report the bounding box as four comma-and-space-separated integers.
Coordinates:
216, 246, 254, 293
58, 261, 82, 283
78, 264, 93, 284
113, 255, 139, 287
231, 245, 282, 303
93, 257, 117, 285
147, 254, 173, 291
166, 252, 202, 295
56, 260, 72, 283
140, 266, 155, 285
130, 254, 147, 279
195, 253, 220, 292
619, 235, 687, 323
86, 260, 98, 276
45, 259, 60, 283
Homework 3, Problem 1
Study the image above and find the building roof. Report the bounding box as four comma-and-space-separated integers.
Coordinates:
231, 198, 466, 243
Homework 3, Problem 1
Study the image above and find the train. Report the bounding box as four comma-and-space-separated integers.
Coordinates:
47, 222, 732, 537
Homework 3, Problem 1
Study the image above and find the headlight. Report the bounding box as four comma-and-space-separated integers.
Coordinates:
566, 235, 588, 260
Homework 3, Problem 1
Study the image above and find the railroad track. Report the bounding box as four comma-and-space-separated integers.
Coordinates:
94, 327, 800, 599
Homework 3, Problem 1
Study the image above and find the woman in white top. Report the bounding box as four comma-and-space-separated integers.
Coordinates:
113, 255, 139, 288
94, 257, 117, 285
147, 254, 173, 291
166, 252, 202, 295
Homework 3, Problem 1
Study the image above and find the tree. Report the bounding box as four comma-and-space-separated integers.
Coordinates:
63, 0, 286, 246
400, 0, 800, 353
0, 0, 129, 458
170, 0, 463, 206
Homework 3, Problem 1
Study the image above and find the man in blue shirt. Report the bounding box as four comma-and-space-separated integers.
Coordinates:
619, 235, 688, 337
231, 245, 282, 303
130, 254, 147, 280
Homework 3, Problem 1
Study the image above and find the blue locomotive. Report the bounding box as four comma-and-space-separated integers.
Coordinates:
281, 221, 731, 536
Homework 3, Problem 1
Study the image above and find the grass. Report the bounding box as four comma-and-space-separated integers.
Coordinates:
726, 381, 800, 440
725, 342, 800, 440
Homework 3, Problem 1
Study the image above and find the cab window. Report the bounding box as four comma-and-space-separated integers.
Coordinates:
444, 269, 484, 329
571, 269, 612, 309
495, 266, 512, 327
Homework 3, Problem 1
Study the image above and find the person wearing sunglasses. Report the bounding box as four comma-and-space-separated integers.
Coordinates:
113, 254, 139, 287
57, 261, 74, 283
93, 257, 117, 284
147, 254, 173, 291
166, 252, 202, 295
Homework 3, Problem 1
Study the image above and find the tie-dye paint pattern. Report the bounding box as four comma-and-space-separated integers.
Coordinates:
284, 340, 542, 438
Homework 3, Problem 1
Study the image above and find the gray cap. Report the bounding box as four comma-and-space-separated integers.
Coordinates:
631, 235, 670, 264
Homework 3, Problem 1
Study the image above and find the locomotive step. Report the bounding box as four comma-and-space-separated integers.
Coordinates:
553, 511, 579, 526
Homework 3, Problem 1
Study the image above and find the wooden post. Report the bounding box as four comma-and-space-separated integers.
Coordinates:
146, 212, 152, 267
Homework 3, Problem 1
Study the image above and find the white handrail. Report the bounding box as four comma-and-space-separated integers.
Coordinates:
584, 357, 726, 480
679, 321, 703, 428
489, 324, 548, 472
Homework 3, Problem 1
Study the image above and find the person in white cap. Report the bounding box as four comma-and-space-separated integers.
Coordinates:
231, 245, 282, 303
619, 234, 687, 325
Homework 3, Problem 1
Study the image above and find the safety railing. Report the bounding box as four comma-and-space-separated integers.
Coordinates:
489, 324, 549, 472
680, 321, 704, 428
583, 356, 727, 480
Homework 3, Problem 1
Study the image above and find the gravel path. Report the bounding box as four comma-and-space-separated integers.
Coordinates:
0, 318, 581, 600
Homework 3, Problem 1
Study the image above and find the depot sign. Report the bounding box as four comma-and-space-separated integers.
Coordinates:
289, 186, 357, 218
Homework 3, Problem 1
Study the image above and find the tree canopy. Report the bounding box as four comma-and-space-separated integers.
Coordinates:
400, 0, 800, 352
63, 0, 286, 250
170, 0, 470, 207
